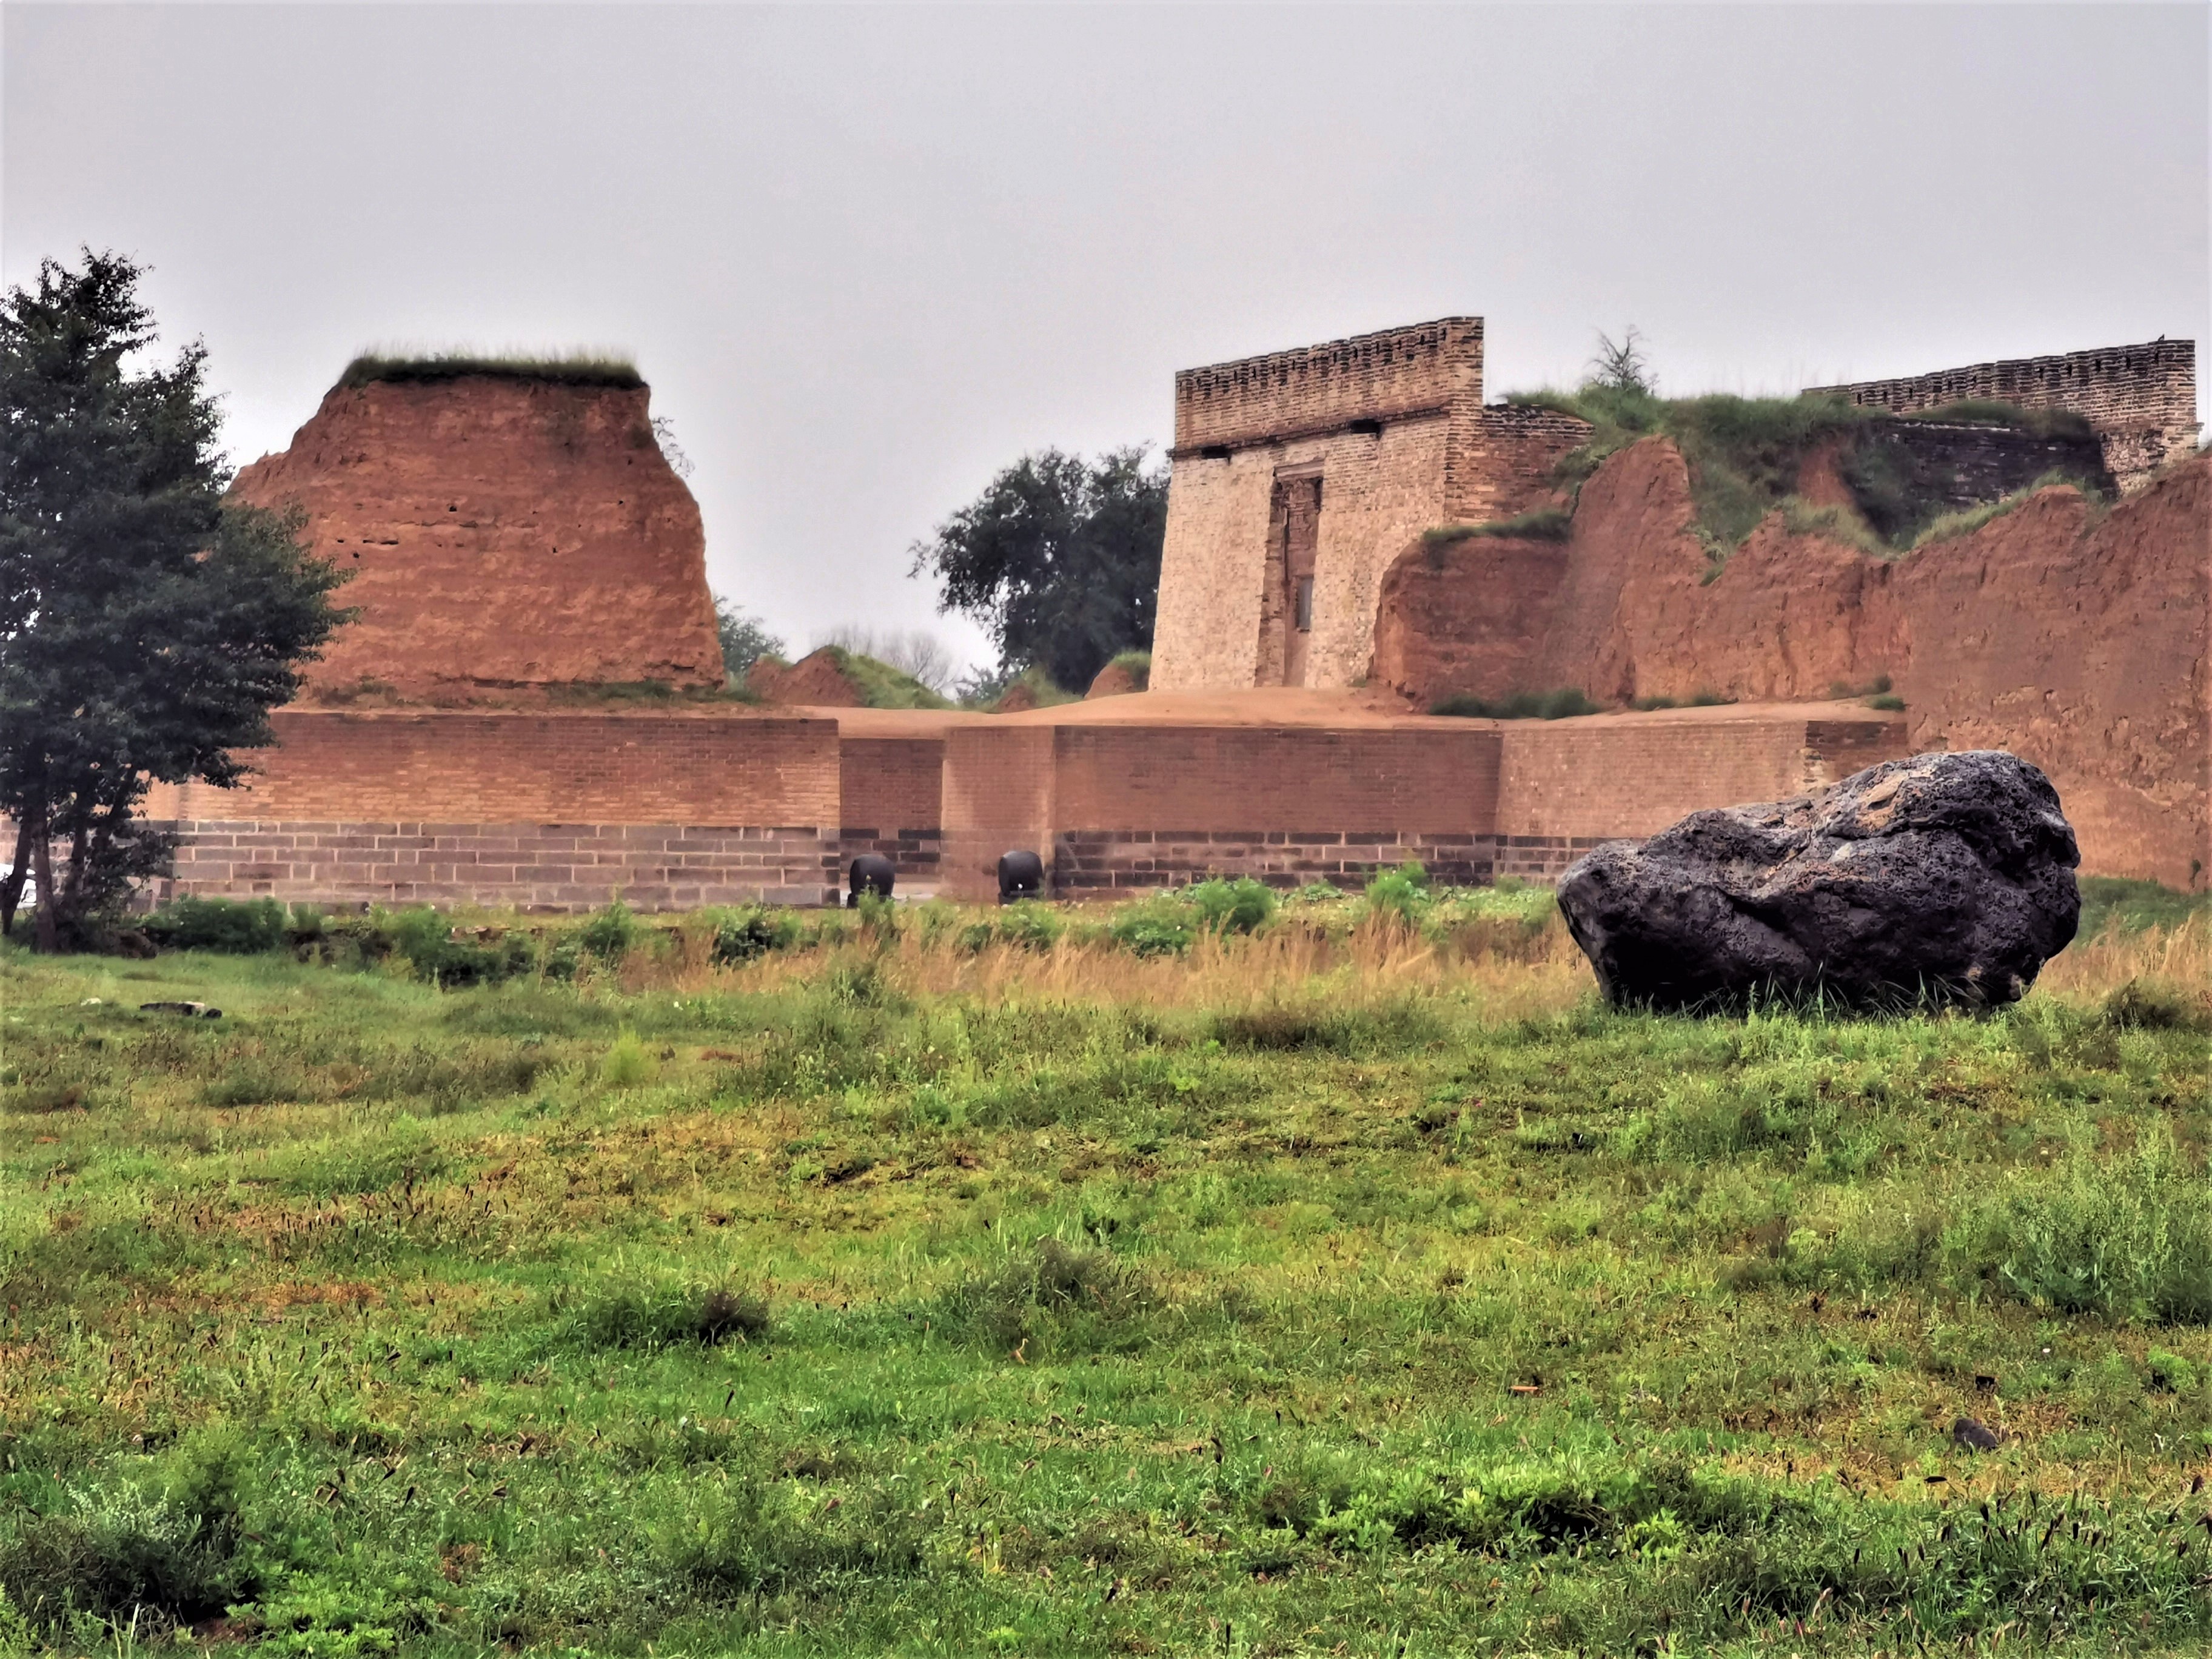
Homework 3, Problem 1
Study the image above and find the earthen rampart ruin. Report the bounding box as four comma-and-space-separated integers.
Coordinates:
228, 373, 723, 701
122, 323, 2207, 915
1375, 443, 2209, 885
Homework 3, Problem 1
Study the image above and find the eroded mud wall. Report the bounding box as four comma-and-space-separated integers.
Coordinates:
229, 376, 723, 700
1373, 440, 2209, 882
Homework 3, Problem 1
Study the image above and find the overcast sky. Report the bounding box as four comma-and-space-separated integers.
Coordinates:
7, 3, 2206, 676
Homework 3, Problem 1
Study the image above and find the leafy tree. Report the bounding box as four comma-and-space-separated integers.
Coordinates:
908, 446, 1166, 692
713, 594, 783, 679
0, 250, 350, 948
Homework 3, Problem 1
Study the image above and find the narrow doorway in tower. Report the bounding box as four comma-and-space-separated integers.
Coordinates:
1259, 471, 1322, 686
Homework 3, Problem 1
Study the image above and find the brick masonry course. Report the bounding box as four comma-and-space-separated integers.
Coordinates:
152, 820, 837, 910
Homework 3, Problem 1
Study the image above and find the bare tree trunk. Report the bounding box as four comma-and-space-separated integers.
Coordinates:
0, 815, 30, 938
31, 805, 58, 953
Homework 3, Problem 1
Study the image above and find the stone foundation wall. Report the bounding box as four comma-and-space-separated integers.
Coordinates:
1493, 834, 1632, 883
151, 820, 837, 911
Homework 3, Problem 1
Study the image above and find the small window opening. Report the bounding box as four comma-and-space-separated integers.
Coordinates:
1199, 444, 1232, 461
1347, 418, 1382, 437
1295, 577, 1315, 632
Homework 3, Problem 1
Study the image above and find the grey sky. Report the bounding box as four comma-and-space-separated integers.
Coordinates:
7, 4, 2206, 677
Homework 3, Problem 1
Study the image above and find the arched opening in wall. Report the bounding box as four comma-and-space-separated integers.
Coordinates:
1257, 469, 1323, 686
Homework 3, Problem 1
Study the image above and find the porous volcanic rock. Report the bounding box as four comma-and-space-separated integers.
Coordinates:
1556, 749, 2080, 1011
229, 374, 722, 700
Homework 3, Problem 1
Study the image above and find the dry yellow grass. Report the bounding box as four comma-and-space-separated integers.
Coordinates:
616, 901, 2200, 1024
2037, 911, 2211, 1000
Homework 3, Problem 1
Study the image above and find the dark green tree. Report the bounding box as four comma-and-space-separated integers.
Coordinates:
907, 446, 1166, 692
712, 593, 784, 679
0, 250, 350, 948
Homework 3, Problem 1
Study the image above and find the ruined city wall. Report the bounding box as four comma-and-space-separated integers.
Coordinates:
1495, 712, 1906, 839
144, 709, 838, 825
937, 726, 1058, 903
1806, 340, 2199, 485
1460, 406, 1592, 521
839, 735, 946, 879
1378, 437, 2207, 883
228, 375, 724, 699
1172, 318, 1482, 454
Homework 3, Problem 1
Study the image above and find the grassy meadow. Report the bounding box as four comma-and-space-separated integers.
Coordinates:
1, 878, 2208, 1657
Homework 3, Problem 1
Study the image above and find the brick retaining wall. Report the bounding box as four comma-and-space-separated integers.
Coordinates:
839, 735, 945, 882
152, 820, 837, 911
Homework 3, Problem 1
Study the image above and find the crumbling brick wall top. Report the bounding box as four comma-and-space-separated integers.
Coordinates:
1805, 340, 2196, 438
1173, 317, 1484, 455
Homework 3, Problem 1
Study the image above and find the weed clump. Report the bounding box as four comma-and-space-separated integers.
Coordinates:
1431, 688, 1603, 719
1954, 1126, 2212, 1323
944, 1238, 1152, 1354
655, 1470, 923, 1601
1362, 859, 1431, 927
335, 350, 643, 390
1423, 508, 1572, 546
567, 1282, 770, 1350
599, 1028, 659, 1089
139, 896, 289, 954
709, 904, 802, 965
1105, 876, 1279, 956
578, 898, 636, 963
1211, 999, 1443, 1054
0, 1435, 260, 1632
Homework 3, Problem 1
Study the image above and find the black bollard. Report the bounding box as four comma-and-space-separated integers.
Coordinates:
997, 850, 1045, 905
846, 853, 896, 908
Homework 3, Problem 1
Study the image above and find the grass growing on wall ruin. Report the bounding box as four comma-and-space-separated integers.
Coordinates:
1, 884, 2208, 1657
335, 352, 645, 391
1498, 387, 2110, 565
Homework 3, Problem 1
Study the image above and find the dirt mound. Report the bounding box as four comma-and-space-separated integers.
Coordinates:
229, 374, 722, 700
993, 681, 1040, 713
1374, 440, 2209, 883
1085, 662, 1141, 699
746, 648, 866, 706
1373, 536, 1565, 709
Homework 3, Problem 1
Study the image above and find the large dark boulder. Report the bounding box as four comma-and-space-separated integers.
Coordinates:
1556, 750, 2080, 1011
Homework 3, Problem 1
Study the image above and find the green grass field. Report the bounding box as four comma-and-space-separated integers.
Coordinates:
1, 885, 2207, 1657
